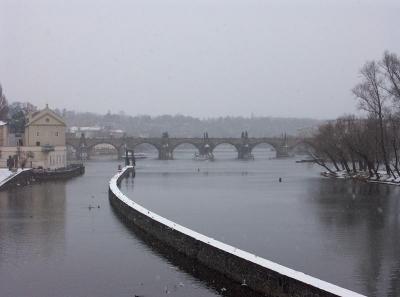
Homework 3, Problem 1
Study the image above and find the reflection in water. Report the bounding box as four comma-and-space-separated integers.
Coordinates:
109, 188, 265, 297
0, 161, 223, 297
1, 157, 400, 297
0, 183, 66, 266
122, 157, 400, 296
310, 179, 400, 297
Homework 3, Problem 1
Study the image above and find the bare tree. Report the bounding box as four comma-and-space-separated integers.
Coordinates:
310, 122, 343, 173
387, 114, 400, 176
0, 84, 9, 121
352, 61, 393, 177
310, 51, 400, 181
381, 51, 400, 103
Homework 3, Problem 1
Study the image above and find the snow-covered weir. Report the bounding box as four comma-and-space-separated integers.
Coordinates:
109, 166, 366, 297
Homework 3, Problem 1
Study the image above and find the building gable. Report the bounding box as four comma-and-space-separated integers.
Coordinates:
26, 109, 66, 127
24, 106, 67, 147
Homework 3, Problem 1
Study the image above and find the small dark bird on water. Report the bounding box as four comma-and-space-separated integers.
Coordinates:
279, 177, 282, 182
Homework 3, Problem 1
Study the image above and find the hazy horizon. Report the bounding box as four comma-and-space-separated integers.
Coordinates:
1, 0, 399, 119
64, 109, 326, 121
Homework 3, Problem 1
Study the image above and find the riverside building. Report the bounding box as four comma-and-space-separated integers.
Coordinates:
0, 105, 67, 169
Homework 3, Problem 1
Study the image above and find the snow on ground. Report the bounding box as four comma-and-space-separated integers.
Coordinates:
0, 168, 31, 187
0, 169, 15, 183
322, 170, 400, 186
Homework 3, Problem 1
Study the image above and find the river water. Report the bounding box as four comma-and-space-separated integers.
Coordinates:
0, 148, 399, 297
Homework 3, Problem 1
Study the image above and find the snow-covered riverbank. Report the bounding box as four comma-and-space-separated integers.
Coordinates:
321, 170, 400, 186
0, 169, 32, 188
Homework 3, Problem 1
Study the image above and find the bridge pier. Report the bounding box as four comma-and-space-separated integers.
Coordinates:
158, 132, 173, 160
76, 133, 90, 161
158, 147, 173, 160
237, 131, 253, 160
238, 144, 253, 159
276, 148, 290, 158
117, 146, 125, 160
76, 147, 90, 160
276, 134, 290, 158
198, 146, 207, 155
198, 133, 213, 157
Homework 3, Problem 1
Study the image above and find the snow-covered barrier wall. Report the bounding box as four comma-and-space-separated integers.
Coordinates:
0, 169, 34, 190
109, 166, 365, 297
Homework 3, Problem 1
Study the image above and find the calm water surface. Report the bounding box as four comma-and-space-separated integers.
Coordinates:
1, 149, 399, 297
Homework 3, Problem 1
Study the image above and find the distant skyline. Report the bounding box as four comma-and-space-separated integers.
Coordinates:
1, 0, 399, 119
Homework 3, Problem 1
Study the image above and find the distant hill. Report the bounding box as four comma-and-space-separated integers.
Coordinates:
59, 109, 323, 138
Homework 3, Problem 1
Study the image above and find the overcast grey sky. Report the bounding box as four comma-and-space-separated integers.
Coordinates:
1, 0, 399, 119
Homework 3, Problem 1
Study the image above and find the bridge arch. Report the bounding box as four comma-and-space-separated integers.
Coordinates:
132, 142, 162, 159
250, 141, 279, 152
211, 142, 240, 159
132, 141, 161, 151
249, 141, 280, 158
170, 142, 201, 159
87, 141, 120, 152
87, 142, 121, 159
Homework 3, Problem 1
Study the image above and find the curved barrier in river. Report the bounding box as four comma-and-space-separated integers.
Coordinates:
109, 166, 365, 297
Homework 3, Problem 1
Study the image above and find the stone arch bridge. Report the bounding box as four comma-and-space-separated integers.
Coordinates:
66, 133, 310, 160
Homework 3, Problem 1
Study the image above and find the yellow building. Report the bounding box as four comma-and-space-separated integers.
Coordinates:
0, 106, 67, 169
24, 105, 66, 147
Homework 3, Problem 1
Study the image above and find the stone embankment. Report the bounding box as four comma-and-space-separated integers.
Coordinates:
0, 164, 85, 190
109, 166, 366, 297
0, 169, 33, 189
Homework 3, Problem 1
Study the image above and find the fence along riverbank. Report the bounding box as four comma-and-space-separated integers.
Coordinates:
109, 166, 365, 297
